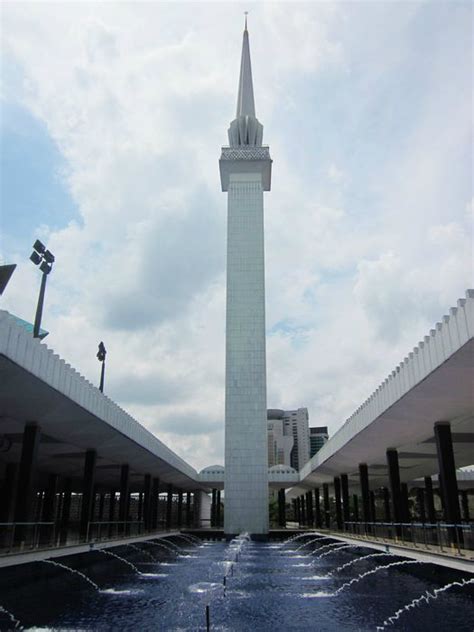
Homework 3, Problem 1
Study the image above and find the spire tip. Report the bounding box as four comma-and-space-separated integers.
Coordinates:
244, 11, 248, 31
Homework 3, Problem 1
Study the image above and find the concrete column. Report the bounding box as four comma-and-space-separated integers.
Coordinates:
118, 464, 130, 525
424, 476, 436, 524
295, 497, 301, 524
14, 424, 41, 538
314, 488, 322, 528
177, 491, 183, 528
211, 489, 216, 527
80, 449, 96, 540
417, 488, 426, 523
334, 477, 342, 530
460, 491, 470, 522
186, 492, 192, 527
434, 422, 461, 525
108, 490, 116, 537
193, 490, 201, 528
300, 495, 306, 525
386, 449, 402, 525
358, 463, 371, 531
305, 490, 314, 527
383, 487, 391, 522
400, 483, 410, 522
35, 491, 44, 522
216, 490, 221, 527
137, 492, 143, 522
370, 491, 377, 523
341, 474, 350, 529
353, 494, 359, 522
278, 488, 286, 527
166, 484, 173, 530
323, 483, 330, 529
98, 493, 105, 522
143, 474, 151, 530
292, 499, 297, 523
59, 478, 72, 544
41, 473, 58, 523
0, 463, 18, 523
150, 478, 160, 530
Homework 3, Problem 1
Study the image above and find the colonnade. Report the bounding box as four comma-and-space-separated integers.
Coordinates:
0, 422, 200, 547
292, 422, 471, 533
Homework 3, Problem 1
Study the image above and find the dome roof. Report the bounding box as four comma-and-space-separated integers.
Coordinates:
200, 465, 225, 474
269, 464, 297, 473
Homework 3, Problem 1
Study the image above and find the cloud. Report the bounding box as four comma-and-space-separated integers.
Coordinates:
1, 2, 471, 469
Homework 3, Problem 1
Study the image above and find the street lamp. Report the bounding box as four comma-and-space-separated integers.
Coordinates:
30, 239, 55, 339
97, 341, 107, 392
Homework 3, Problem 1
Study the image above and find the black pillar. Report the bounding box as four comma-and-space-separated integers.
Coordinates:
323, 483, 330, 529
300, 495, 306, 525
314, 488, 321, 528
353, 494, 359, 522
278, 488, 286, 527
59, 478, 72, 544
424, 476, 436, 524
383, 487, 391, 522
400, 483, 410, 522
150, 478, 160, 530
166, 484, 173, 529
118, 464, 130, 525
305, 490, 314, 527
193, 490, 201, 527
460, 491, 470, 522
295, 497, 301, 524
143, 474, 151, 530
216, 490, 221, 527
80, 449, 96, 540
108, 490, 116, 537
186, 492, 192, 527
0, 463, 18, 523
341, 474, 350, 529
334, 477, 342, 530
41, 473, 58, 545
434, 422, 461, 525
211, 489, 216, 527
98, 493, 105, 522
177, 491, 183, 528
370, 491, 377, 523
292, 499, 297, 522
14, 424, 41, 540
358, 463, 371, 531
137, 492, 143, 522
417, 488, 426, 523
387, 449, 402, 525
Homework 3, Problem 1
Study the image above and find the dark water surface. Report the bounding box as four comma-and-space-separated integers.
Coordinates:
0, 536, 473, 631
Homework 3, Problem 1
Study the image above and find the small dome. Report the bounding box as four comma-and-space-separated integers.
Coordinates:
200, 465, 225, 474
269, 464, 297, 473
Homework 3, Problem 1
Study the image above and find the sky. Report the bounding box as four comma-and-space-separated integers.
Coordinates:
1, 2, 472, 472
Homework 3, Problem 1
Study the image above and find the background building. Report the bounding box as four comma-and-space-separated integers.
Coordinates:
309, 426, 329, 458
267, 409, 293, 467
267, 407, 310, 471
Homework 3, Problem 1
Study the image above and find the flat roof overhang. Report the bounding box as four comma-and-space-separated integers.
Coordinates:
289, 338, 473, 497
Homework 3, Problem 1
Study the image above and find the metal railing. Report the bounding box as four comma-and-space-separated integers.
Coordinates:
0, 522, 56, 553
343, 521, 474, 555
86, 520, 144, 541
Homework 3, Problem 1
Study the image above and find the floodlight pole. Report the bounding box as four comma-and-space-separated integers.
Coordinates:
97, 342, 107, 393
99, 358, 106, 393
33, 270, 48, 339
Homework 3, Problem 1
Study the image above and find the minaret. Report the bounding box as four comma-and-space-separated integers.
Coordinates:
219, 20, 272, 537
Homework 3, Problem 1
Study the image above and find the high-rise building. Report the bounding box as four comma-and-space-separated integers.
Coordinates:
309, 426, 329, 458
220, 21, 272, 536
282, 408, 310, 471
267, 409, 294, 467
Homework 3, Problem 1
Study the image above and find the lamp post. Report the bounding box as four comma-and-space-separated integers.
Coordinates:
97, 341, 107, 392
30, 239, 54, 339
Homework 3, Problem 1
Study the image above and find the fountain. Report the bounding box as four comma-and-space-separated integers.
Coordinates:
0, 605, 21, 629
41, 559, 99, 590
0, 538, 472, 629
376, 578, 474, 630
318, 544, 359, 559
309, 542, 346, 557
145, 540, 178, 555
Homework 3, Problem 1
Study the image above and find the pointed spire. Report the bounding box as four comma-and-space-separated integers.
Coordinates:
236, 17, 255, 118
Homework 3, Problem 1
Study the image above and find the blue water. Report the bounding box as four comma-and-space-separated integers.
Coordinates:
0, 536, 473, 630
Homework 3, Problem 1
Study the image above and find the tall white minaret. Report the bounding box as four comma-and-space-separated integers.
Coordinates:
219, 20, 272, 537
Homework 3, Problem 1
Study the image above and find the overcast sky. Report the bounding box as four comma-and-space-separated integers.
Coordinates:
1, 2, 472, 471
